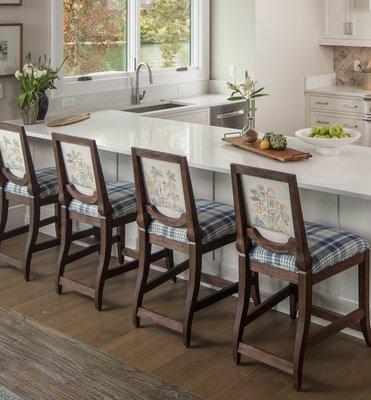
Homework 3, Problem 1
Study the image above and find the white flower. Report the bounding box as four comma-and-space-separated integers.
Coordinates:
42, 69, 48, 76
15, 71, 22, 80
24, 67, 33, 77
34, 70, 43, 79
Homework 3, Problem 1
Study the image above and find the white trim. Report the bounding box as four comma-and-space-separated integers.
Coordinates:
51, 0, 210, 98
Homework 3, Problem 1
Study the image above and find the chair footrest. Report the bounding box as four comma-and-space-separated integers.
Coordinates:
104, 260, 139, 279
311, 305, 362, 332
59, 277, 95, 299
195, 283, 238, 312
137, 307, 183, 334
308, 308, 365, 348
238, 342, 293, 375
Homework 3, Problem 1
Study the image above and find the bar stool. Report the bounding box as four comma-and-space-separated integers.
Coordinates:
230, 164, 370, 391
52, 133, 173, 310
0, 122, 60, 281
131, 147, 261, 347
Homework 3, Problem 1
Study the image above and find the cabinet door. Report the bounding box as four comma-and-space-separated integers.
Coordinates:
322, 0, 351, 40
349, 0, 371, 41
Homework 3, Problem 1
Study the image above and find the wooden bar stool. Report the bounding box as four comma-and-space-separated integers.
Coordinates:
131, 148, 260, 347
52, 133, 172, 311
0, 122, 61, 281
231, 164, 370, 391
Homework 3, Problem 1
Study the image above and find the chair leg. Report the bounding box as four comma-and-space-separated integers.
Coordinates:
233, 255, 252, 365
133, 229, 151, 327
56, 207, 72, 295
183, 244, 202, 348
165, 249, 176, 283
290, 283, 298, 321
359, 251, 371, 346
293, 274, 312, 391
117, 225, 125, 265
54, 203, 61, 238
95, 219, 113, 311
251, 271, 261, 305
23, 202, 40, 282
0, 190, 9, 247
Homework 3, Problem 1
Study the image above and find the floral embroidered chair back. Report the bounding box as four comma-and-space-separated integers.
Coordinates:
132, 148, 201, 241
0, 123, 38, 195
231, 164, 311, 269
52, 133, 110, 216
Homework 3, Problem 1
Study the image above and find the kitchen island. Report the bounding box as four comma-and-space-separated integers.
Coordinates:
13, 110, 371, 337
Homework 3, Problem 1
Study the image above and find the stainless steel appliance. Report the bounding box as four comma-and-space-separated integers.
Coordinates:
363, 95, 371, 145
210, 101, 248, 130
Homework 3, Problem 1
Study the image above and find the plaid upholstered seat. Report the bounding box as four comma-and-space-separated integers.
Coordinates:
148, 199, 236, 245
69, 181, 137, 220
249, 222, 369, 274
5, 167, 59, 199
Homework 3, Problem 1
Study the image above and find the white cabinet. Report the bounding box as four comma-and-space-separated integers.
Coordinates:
320, 0, 371, 46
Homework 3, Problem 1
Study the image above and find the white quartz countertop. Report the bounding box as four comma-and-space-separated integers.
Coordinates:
306, 85, 370, 98
16, 109, 371, 201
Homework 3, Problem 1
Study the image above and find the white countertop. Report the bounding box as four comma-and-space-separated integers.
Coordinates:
306, 85, 370, 98
16, 109, 371, 201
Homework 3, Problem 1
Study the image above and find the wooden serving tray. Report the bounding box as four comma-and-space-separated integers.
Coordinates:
222, 134, 312, 162
47, 113, 91, 128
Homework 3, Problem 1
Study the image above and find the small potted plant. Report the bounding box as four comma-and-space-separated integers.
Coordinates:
227, 71, 268, 144
15, 54, 65, 124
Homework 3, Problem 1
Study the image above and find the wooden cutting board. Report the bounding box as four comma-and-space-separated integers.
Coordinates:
222, 134, 312, 162
47, 113, 91, 128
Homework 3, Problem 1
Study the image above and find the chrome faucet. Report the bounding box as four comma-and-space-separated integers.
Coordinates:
135, 62, 154, 105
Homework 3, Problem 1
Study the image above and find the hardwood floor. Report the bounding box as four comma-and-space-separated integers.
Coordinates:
0, 234, 370, 399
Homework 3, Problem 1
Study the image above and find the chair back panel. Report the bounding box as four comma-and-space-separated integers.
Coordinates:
141, 157, 186, 219
60, 141, 96, 196
0, 128, 26, 178
241, 175, 295, 244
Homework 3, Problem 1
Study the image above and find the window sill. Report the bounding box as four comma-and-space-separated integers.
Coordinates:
53, 67, 209, 98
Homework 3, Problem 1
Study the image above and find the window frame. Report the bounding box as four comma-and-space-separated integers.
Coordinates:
51, 0, 209, 98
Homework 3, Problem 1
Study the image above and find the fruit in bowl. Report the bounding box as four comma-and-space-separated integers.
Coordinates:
295, 124, 361, 156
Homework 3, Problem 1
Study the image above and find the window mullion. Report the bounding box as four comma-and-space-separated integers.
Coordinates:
127, 0, 140, 71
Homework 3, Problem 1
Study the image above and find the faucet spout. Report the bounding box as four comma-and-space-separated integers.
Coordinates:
135, 62, 154, 105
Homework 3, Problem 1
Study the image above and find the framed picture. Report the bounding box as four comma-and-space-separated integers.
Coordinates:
0, 24, 23, 76
0, 1, 22, 5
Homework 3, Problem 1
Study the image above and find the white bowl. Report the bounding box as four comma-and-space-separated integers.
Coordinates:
295, 128, 361, 156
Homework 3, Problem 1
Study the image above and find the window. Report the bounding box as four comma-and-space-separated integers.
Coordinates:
52, 0, 209, 95
140, 0, 191, 69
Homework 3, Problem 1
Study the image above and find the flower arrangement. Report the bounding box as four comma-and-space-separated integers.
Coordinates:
15, 54, 65, 124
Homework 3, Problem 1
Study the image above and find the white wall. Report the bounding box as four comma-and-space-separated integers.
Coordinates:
0, 0, 51, 120
210, 0, 255, 82
254, 0, 334, 134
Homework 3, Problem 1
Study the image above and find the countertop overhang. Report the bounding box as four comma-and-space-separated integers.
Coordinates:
13, 109, 371, 201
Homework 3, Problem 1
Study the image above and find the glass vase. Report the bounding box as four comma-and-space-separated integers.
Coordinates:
242, 116, 258, 144
37, 91, 49, 121
22, 100, 39, 125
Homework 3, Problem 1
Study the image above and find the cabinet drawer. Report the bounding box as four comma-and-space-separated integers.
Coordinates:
310, 111, 366, 145
309, 95, 363, 114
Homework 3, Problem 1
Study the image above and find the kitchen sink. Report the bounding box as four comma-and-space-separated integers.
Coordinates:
122, 102, 187, 114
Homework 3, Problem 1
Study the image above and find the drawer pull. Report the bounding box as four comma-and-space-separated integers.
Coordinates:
315, 101, 330, 105
343, 104, 358, 109
316, 120, 330, 125
344, 124, 359, 128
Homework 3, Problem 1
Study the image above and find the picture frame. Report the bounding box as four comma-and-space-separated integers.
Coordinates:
0, 24, 23, 76
0, 1, 22, 5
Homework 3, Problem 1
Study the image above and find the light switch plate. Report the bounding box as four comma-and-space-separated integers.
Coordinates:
63, 97, 76, 108
229, 65, 236, 79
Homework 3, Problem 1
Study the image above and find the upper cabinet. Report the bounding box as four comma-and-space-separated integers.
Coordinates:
320, 0, 371, 46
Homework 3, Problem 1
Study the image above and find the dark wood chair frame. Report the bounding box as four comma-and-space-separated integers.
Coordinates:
231, 163, 371, 391
52, 133, 173, 311
132, 147, 261, 347
0, 122, 61, 281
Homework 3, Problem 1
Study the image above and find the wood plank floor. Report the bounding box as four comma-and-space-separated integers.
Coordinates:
0, 234, 370, 399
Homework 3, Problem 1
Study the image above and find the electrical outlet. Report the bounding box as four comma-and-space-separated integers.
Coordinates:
178, 83, 188, 93
354, 60, 363, 72
63, 97, 76, 108
229, 65, 236, 79
0, 83, 3, 99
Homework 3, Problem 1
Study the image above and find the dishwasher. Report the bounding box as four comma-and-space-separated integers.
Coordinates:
210, 101, 248, 130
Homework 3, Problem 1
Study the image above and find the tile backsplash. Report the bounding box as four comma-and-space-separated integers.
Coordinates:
334, 46, 371, 87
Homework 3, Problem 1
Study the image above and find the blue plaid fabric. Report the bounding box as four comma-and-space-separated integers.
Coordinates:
4, 167, 58, 199
250, 222, 369, 274
148, 199, 236, 245
69, 181, 137, 220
